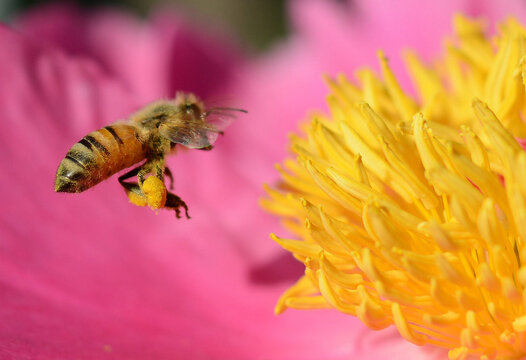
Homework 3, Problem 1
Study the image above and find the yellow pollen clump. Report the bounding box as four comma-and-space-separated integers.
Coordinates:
262, 15, 526, 360
126, 190, 148, 207
142, 176, 167, 210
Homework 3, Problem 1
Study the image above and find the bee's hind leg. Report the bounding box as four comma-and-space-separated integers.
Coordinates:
118, 162, 189, 219
118, 165, 142, 184
118, 165, 149, 207
165, 191, 190, 219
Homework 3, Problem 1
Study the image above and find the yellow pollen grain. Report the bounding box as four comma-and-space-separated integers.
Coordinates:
264, 14, 526, 360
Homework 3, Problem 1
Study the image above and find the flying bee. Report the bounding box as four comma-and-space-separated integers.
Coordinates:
55, 92, 247, 218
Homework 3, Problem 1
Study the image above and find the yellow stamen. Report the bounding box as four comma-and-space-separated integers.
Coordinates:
264, 15, 526, 359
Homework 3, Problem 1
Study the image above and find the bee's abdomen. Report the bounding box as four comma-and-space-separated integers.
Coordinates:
55, 124, 147, 193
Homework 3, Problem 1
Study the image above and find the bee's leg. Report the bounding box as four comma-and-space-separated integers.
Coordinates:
152, 159, 173, 189
150, 158, 173, 189
198, 145, 214, 151
117, 161, 188, 219
153, 161, 188, 218
164, 167, 174, 190
118, 165, 148, 207
155, 162, 164, 179
160, 163, 188, 218
118, 165, 142, 183
137, 166, 150, 186
165, 191, 190, 219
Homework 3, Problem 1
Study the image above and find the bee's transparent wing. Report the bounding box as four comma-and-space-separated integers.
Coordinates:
202, 110, 238, 132
159, 108, 246, 149
159, 122, 220, 149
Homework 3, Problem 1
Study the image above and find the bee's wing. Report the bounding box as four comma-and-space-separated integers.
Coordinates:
159, 108, 245, 149
203, 111, 238, 132
159, 121, 220, 149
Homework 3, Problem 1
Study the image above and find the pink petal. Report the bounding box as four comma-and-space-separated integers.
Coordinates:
0, 16, 359, 360
15, 3, 242, 102
290, 0, 526, 88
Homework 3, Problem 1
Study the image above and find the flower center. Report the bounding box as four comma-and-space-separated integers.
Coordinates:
262, 15, 526, 360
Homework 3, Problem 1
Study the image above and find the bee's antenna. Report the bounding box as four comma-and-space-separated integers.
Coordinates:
202, 107, 248, 119
207, 107, 248, 114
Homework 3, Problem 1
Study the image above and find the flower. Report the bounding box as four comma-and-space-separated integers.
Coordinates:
262, 15, 526, 360
3, 2, 526, 360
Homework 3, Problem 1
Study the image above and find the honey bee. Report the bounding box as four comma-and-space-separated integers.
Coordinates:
55, 92, 246, 218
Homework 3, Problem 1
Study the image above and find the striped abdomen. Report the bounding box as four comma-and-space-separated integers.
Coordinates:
55, 124, 147, 193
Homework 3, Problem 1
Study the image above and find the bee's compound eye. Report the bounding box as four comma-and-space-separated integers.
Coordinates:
184, 103, 201, 117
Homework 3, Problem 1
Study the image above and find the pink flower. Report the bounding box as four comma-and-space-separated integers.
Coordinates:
2, 1, 526, 359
